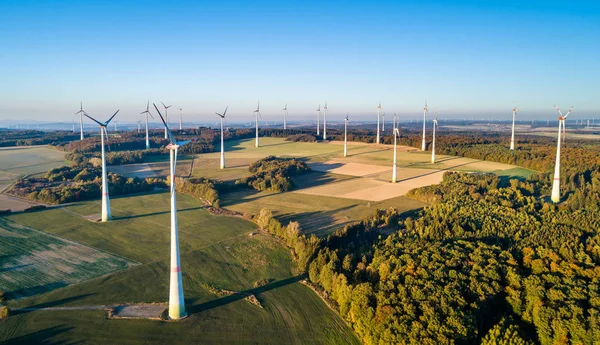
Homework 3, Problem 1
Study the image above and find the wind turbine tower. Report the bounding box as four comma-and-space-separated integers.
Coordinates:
392, 114, 399, 183
161, 102, 172, 139
431, 113, 438, 164
83, 110, 119, 222
283, 104, 287, 130
137, 121, 141, 133
179, 108, 183, 130
216, 106, 228, 169
323, 100, 328, 140
316, 105, 321, 136
140, 101, 154, 150
551, 105, 573, 203
344, 114, 349, 157
153, 103, 191, 320
421, 102, 427, 151
382, 113, 385, 131
510, 107, 518, 150
254, 101, 261, 147
377, 102, 381, 144
75, 102, 85, 140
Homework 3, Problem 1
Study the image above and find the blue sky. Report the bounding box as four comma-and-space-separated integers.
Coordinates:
1, 0, 599, 122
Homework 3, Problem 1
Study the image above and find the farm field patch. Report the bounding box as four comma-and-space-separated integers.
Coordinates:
0, 217, 136, 300
0, 192, 359, 344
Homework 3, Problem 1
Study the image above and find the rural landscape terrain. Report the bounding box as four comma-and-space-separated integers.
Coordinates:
2, 1, 600, 344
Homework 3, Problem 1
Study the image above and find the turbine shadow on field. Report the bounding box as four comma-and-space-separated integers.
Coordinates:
10, 293, 96, 313
0, 264, 33, 273
396, 161, 476, 183
5, 282, 70, 301
347, 148, 390, 157
113, 206, 204, 220
0, 325, 78, 345
278, 205, 356, 236
187, 274, 306, 315
292, 171, 352, 190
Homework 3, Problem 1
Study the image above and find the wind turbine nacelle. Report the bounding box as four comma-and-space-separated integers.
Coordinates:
167, 143, 179, 150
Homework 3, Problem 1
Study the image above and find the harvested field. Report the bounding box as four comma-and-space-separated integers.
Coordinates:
310, 161, 392, 177
108, 160, 192, 178
0, 217, 136, 300
0, 193, 41, 212
294, 169, 446, 202
0, 146, 66, 179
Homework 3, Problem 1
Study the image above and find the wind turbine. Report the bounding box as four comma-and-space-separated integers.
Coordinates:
510, 107, 518, 150
316, 105, 321, 136
392, 115, 399, 183
254, 101, 261, 147
216, 106, 228, 169
323, 100, 328, 140
421, 102, 427, 151
377, 102, 381, 144
114, 120, 118, 132
140, 101, 154, 150
344, 114, 349, 157
551, 105, 573, 203
83, 110, 119, 222
153, 103, 191, 320
431, 113, 438, 164
161, 101, 172, 139
179, 108, 183, 130
137, 120, 142, 133
75, 102, 85, 140
283, 104, 287, 130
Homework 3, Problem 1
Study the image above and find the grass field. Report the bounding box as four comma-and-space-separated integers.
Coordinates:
0, 192, 359, 344
0, 217, 136, 300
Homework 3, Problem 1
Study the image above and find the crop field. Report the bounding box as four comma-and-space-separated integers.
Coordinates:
221, 172, 425, 236
0, 146, 67, 211
0, 192, 359, 344
0, 218, 136, 300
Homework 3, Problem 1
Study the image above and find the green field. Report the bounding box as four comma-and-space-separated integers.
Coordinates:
0, 217, 136, 300
0, 192, 359, 344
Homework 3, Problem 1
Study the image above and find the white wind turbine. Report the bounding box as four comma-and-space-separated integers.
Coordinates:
161, 101, 172, 139
316, 105, 321, 136
382, 113, 385, 131
140, 101, 154, 150
216, 106, 228, 169
153, 103, 191, 320
551, 105, 573, 203
137, 120, 142, 133
283, 104, 287, 130
254, 101, 261, 147
421, 102, 427, 151
83, 110, 119, 222
179, 108, 183, 130
431, 113, 438, 164
376, 102, 381, 144
323, 100, 328, 140
510, 107, 518, 150
392, 114, 399, 183
75, 102, 87, 139
344, 114, 349, 157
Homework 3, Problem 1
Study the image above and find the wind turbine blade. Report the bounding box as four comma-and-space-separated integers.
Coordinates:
153, 103, 176, 144
161, 101, 167, 108
223, 106, 228, 117
83, 113, 104, 127
105, 110, 119, 125
177, 140, 191, 146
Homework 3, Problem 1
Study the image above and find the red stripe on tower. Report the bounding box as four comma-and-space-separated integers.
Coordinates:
171, 266, 180, 273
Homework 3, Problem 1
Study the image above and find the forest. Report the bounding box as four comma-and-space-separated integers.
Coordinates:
235, 156, 311, 192
304, 158, 600, 344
